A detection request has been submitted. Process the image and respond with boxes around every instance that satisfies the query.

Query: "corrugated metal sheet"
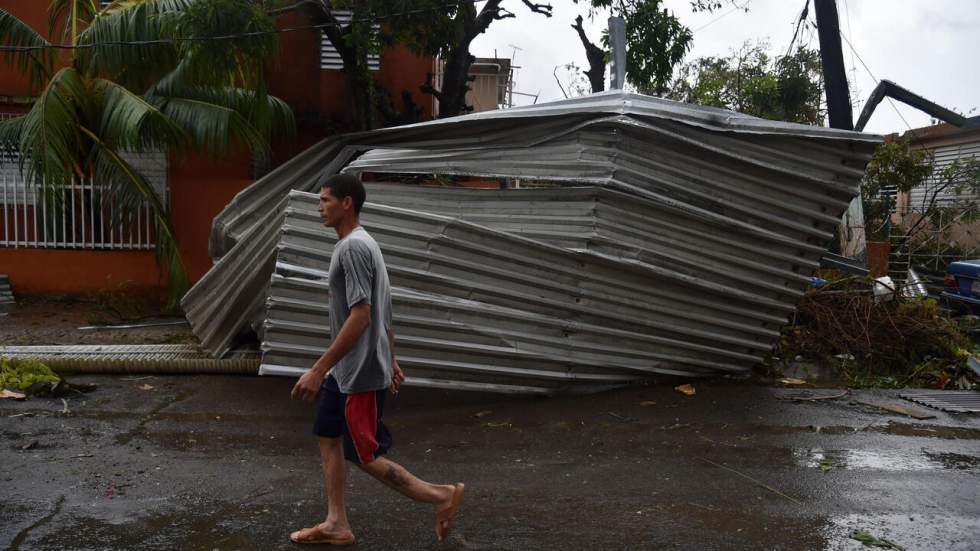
[901,390,980,413]
[183,91,881,393]
[261,190,779,392]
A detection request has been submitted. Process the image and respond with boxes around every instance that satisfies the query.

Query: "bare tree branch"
[420,72,444,102]
[521,0,554,16]
[572,14,605,93]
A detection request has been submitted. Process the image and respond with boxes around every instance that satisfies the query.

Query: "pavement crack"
[8,495,65,550]
[115,392,190,445]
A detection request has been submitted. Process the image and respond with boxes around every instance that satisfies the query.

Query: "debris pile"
[183,91,880,394]
[771,274,978,388]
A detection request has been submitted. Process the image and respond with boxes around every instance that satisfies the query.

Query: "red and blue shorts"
[314,375,392,465]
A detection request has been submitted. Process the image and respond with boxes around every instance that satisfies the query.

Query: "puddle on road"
[750,421,980,440]
[871,421,980,440]
[823,513,980,551]
[795,448,980,471]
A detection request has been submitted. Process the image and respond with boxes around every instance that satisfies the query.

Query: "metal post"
[608,16,627,90]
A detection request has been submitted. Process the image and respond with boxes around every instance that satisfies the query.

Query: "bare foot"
[289,521,355,545]
[434,483,465,542]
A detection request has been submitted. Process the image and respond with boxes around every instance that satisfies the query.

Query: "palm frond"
[178,85,294,141]
[149,94,269,161]
[263,94,295,141]
[151,63,294,146]
[0,113,26,149]
[97,1,142,15]
[80,125,189,308]
[76,0,191,87]
[47,0,98,45]
[0,9,54,89]
[93,78,187,152]
[173,0,278,91]
[14,67,90,189]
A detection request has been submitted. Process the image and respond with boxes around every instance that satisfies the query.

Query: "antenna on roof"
[507,43,523,65]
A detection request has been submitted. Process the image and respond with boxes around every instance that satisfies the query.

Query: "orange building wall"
[376,45,435,120]
[313,45,435,127]
[266,11,321,116]
[1,2,434,298]
[167,151,253,282]
[1,150,254,296]
[267,11,434,126]
[0,248,160,295]
[0,2,48,98]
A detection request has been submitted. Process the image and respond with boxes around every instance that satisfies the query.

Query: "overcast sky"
[471,0,979,135]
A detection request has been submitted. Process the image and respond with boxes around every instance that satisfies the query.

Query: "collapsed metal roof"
[183,90,881,394]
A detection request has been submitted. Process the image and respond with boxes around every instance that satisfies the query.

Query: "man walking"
[289,174,464,545]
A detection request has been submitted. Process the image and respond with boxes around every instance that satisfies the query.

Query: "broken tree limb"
[572,15,606,93]
[698,457,803,505]
[778,389,851,402]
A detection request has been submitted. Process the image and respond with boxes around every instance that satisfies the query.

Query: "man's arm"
[388,327,405,394]
[290,303,371,401]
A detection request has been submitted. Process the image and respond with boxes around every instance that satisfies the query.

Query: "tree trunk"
[292,1,374,130]
[424,1,483,119]
[422,0,552,119]
[572,15,605,93]
[437,47,477,118]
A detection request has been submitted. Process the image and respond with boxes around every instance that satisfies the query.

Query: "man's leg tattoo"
[383,465,407,489]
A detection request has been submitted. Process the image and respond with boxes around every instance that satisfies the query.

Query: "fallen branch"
[778,390,851,402]
[698,457,803,505]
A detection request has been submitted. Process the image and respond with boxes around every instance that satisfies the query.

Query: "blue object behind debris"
[941,259,980,314]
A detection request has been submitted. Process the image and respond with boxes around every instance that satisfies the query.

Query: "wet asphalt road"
[2,375,979,551]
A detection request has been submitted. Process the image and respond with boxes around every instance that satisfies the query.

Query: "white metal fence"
[1,113,165,250]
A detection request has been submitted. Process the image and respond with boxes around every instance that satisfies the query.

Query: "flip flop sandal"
[289,526,355,546]
[435,483,466,542]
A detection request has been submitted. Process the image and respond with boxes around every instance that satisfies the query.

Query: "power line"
[692,1,751,34]
[784,0,809,58]
[836,26,938,164]
[841,0,858,88]
[0,2,463,53]
[836,28,917,135]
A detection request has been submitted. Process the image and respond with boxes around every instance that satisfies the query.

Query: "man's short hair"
[321,173,366,214]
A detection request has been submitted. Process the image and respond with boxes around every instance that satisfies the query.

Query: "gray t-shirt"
[327,227,393,394]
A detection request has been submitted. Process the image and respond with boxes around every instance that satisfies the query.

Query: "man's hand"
[291,368,325,401]
[390,361,405,395]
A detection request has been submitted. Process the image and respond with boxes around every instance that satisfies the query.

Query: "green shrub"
[0,358,61,391]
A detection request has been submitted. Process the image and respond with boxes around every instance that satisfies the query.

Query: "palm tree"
[0,0,294,308]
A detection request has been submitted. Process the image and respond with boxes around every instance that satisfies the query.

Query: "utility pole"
[813,0,853,130]
[813,1,864,259]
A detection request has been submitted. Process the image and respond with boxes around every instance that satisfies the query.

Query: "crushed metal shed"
[183,91,882,394]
